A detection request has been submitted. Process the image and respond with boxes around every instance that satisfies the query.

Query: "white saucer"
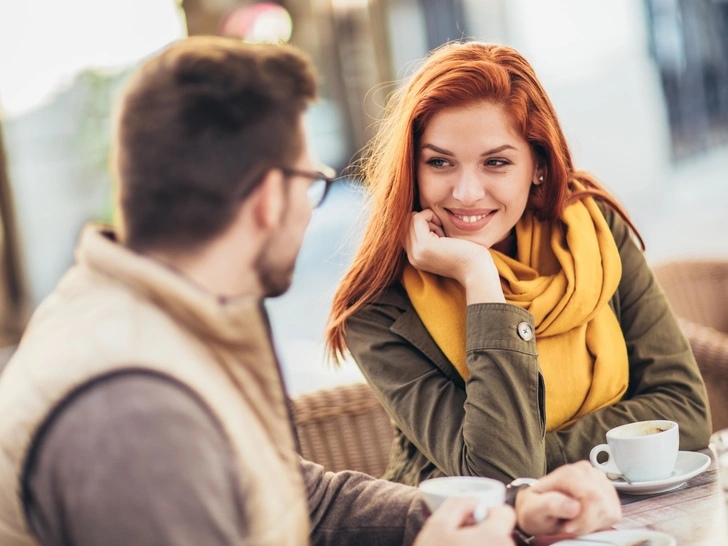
[607,451,711,495]
[553,529,676,546]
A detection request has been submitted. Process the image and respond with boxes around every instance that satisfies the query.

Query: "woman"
[326,41,711,485]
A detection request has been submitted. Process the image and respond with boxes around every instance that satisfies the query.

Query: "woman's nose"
[452,169,486,205]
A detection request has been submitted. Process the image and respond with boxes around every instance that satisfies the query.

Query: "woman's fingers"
[427,220,445,238]
[406,210,443,261]
[429,209,444,228]
[403,209,498,297]
[413,209,445,235]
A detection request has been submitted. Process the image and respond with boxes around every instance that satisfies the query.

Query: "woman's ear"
[534,167,546,185]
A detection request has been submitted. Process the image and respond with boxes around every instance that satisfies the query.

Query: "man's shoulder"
[24,372,244,546]
[26,371,230,475]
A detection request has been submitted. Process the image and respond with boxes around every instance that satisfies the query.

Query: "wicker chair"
[652,259,728,432]
[291,382,395,477]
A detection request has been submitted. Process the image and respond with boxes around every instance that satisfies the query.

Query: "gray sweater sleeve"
[24,372,246,546]
[302,458,425,546]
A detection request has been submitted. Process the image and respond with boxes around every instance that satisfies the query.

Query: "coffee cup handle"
[589,444,621,475]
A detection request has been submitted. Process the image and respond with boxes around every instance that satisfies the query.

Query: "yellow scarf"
[402,191,628,431]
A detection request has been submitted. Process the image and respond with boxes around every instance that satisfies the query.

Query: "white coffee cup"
[589,420,679,482]
[418,476,505,517]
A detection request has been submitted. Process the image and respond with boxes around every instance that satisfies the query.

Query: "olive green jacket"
[345,204,712,485]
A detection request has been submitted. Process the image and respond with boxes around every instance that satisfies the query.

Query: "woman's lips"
[446,208,496,232]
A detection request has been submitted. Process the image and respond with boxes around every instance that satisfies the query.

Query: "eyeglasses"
[280,164,337,208]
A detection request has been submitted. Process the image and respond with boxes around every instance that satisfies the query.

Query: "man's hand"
[404,210,505,304]
[515,461,621,536]
[414,497,516,546]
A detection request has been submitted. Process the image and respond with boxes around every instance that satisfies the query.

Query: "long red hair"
[326,41,643,361]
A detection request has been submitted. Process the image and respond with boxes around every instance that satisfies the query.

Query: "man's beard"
[253,183,299,298]
[257,259,294,298]
[254,233,296,298]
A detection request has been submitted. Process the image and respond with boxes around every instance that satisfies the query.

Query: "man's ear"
[251,168,286,231]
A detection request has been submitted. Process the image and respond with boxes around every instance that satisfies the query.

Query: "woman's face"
[416,101,542,251]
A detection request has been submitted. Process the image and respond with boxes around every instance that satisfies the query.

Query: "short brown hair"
[114,36,318,252]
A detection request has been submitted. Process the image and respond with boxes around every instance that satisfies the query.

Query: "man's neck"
[145,242,262,300]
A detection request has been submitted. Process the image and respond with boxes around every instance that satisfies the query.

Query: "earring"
[539,175,544,182]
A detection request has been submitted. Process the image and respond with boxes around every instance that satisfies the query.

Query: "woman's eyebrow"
[421,143,518,156]
[421,143,453,156]
[479,144,517,156]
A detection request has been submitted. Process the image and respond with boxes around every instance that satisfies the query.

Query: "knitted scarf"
[402,191,628,431]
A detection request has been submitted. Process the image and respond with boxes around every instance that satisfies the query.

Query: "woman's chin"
[445,230,493,248]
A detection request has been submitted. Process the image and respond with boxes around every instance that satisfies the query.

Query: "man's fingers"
[539,491,581,520]
[517,490,580,536]
[430,497,479,528]
[528,461,621,537]
[416,501,517,546]
[561,503,611,536]
[482,504,517,534]
[430,499,516,533]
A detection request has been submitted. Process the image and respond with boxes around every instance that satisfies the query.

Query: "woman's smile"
[446,208,497,232]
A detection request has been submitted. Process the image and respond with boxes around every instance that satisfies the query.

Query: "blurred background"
[1,0,727,392]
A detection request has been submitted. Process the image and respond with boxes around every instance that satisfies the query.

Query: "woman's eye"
[426,158,449,168]
[486,158,509,167]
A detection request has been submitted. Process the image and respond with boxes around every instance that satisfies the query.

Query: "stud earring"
[539,175,544,182]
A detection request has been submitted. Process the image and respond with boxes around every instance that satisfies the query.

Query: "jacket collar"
[76,224,267,347]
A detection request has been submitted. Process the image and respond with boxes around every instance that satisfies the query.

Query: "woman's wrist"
[461,260,505,305]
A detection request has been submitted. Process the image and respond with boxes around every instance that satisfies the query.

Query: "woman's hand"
[515,461,622,537]
[414,497,516,546]
[404,209,505,304]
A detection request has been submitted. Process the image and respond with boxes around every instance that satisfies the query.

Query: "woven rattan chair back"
[291,382,394,477]
[653,260,728,332]
[653,259,728,431]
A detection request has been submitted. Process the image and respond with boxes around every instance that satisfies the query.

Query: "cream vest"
[0,226,310,545]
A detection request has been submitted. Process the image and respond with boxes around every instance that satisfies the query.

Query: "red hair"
[326,41,643,361]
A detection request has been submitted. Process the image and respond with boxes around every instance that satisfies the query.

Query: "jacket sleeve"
[346,300,546,482]
[302,458,424,546]
[544,206,712,469]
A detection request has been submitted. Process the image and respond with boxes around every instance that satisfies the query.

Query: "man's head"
[113,36,320,296]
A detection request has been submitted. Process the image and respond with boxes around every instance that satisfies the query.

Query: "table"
[613,449,727,545]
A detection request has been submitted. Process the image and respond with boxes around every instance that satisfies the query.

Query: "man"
[0,37,620,546]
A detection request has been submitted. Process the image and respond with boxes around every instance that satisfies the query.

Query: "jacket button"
[517,321,533,341]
